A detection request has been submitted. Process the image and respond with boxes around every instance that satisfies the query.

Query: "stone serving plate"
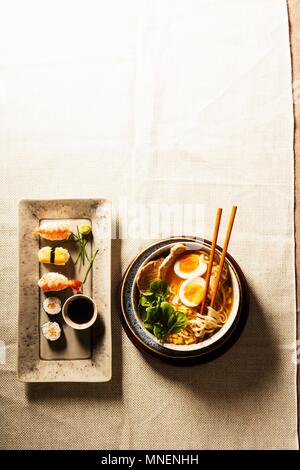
[18,199,111,382]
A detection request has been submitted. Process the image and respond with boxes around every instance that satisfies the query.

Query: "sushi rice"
[43,297,62,315]
[41,321,61,341]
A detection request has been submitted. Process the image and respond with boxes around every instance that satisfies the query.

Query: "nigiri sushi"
[38,247,70,266]
[38,273,82,292]
[32,222,71,241]
[41,321,61,341]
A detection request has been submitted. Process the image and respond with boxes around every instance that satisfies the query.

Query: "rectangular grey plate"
[18,199,112,382]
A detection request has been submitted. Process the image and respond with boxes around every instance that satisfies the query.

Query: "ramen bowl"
[120,237,249,365]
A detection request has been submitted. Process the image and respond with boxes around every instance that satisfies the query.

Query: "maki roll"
[41,321,61,341]
[43,297,62,315]
[38,246,70,266]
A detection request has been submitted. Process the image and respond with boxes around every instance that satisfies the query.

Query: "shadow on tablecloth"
[141,285,280,402]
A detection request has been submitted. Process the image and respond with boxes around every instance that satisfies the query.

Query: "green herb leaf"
[170,312,188,333]
[138,279,187,342]
[167,311,176,329]
[149,280,168,298]
[161,301,174,315]
[160,301,174,324]
[139,295,154,308]
[153,324,166,340]
[145,306,160,323]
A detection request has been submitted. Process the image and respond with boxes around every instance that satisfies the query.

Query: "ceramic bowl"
[120,237,249,365]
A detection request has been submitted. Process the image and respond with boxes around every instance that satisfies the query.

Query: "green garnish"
[78,223,91,236]
[74,226,90,266]
[83,249,99,284]
[72,226,98,284]
[138,279,188,342]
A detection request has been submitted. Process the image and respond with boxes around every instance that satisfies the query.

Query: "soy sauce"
[68,297,94,324]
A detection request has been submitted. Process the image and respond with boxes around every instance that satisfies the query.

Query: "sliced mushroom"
[136,257,164,292]
[158,243,186,279]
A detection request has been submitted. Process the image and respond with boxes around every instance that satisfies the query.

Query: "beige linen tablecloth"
[0,0,298,449]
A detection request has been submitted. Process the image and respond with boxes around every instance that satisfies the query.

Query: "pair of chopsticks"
[200,206,237,314]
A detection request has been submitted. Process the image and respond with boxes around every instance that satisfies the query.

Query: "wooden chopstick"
[210,206,237,308]
[200,208,223,314]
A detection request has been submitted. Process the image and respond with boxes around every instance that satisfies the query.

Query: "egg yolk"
[178,254,200,273]
[184,283,204,304]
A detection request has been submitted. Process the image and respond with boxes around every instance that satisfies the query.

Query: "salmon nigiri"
[32,222,71,241]
[38,273,82,292]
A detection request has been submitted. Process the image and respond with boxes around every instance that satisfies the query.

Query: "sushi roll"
[41,321,61,341]
[38,272,82,292]
[43,297,62,315]
[38,246,70,266]
[32,222,71,241]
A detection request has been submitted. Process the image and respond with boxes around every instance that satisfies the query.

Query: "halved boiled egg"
[179,277,206,307]
[174,253,207,279]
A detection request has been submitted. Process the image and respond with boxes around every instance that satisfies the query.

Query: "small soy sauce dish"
[62,294,97,330]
